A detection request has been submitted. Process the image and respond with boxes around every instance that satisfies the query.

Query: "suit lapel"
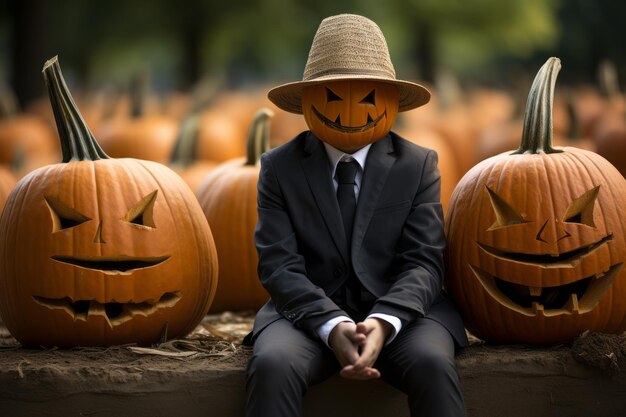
[352,135,396,257]
[300,133,350,263]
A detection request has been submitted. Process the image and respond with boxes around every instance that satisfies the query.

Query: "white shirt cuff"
[367,313,402,345]
[317,315,354,348]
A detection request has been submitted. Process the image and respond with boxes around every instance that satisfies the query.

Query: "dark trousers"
[245,316,466,417]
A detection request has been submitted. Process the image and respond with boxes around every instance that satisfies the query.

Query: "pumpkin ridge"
[137,160,209,324]
[580,151,626,330]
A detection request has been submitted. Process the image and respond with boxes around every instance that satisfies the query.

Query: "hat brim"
[268,74,431,114]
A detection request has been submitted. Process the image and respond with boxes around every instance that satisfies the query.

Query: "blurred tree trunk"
[414,23,436,84]
[9,0,50,108]
[180,16,202,91]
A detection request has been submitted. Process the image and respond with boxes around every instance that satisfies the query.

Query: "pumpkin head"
[0,57,218,348]
[444,58,626,345]
[302,80,398,151]
[197,109,273,313]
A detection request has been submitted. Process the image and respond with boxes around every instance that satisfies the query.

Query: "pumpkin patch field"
[2,2,626,414]
[0,54,625,349]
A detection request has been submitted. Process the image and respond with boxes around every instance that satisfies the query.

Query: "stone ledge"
[2,335,626,417]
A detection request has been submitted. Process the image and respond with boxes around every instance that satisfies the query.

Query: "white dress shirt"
[316,142,402,348]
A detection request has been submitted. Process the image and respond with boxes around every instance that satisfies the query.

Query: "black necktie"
[335,159,362,314]
[336,160,358,241]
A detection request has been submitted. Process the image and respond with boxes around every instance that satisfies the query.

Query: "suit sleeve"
[254,152,346,337]
[369,149,446,324]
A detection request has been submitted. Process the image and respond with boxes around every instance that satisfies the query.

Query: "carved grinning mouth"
[470,263,623,317]
[312,106,386,133]
[51,255,170,275]
[477,234,613,268]
[33,292,181,328]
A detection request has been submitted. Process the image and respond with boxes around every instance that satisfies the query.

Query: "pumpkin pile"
[444,57,626,344]
[0,57,218,348]
[2,51,626,348]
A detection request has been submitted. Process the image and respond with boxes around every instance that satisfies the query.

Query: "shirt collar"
[322,142,372,179]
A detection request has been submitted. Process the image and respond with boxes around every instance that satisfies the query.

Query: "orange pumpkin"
[197,109,273,313]
[593,115,626,177]
[194,109,247,162]
[97,73,179,164]
[0,91,58,176]
[0,57,218,348]
[444,58,626,345]
[302,80,398,151]
[396,122,460,213]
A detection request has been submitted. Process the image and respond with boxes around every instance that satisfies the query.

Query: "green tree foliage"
[3,0,625,105]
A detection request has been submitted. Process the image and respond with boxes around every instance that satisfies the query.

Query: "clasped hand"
[328,318,392,380]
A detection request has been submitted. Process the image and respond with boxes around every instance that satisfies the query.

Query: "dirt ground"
[1,313,626,417]
[0,312,255,377]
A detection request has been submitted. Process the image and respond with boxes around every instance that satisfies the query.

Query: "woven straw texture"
[268,14,430,114]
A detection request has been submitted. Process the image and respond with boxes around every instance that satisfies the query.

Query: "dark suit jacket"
[246,130,468,347]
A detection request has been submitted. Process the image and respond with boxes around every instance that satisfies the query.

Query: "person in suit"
[244,13,468,417]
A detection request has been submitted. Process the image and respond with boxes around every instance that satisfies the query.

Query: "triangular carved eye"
[486,186,529,230]
[45,196,91,232]
[326,87,342,102]
[359,89,376,105]
[123,190,158,229]
[563,186,599,227]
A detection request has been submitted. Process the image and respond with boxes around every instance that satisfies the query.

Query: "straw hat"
[268,14,430,114]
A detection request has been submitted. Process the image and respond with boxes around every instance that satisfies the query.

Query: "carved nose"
[93,221,105,244]
[535,219,571,243]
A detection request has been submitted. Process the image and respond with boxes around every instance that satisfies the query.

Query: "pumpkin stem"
[513,57,563,155]
[0,87,19,118]
[170,113,201,167]
[564,88,582,141]
[42,56,109,162]
[169,81,222,167]
[130,69,149,118]
[245,108,274,166]
[597,60,621,102]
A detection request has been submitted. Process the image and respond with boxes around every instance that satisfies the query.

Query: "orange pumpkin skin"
[0,58,218,348]
[195,110,247,162]
[98,115,179,164]
[444,58,626,345]
[302,80,398,152]
[0,114,58,173]
[197,110,272,313]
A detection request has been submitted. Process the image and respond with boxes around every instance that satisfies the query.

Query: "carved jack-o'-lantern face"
[0,159,218,348]
[35,186,174,327]
[472,185,619,317]
[302,80,399,152]
[0,58,218,348]
[445,153,626,345]
[444,58,626,344]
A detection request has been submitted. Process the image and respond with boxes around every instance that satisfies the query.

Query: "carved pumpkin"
[444,58,626,344]
[0,57,218,348]
[197,109,273,313]
[302,80,398,151]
